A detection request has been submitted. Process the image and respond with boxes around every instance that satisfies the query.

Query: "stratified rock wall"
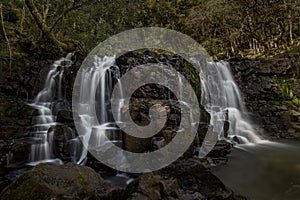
[116,51,210,156]
[230,54,300,138]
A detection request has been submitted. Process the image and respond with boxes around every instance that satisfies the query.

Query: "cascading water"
[74,56,124,165]
[28,53,73,162]
[28,52,262,165]
[198,60,262,145]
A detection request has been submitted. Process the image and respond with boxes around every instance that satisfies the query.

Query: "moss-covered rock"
[1,162,123,200]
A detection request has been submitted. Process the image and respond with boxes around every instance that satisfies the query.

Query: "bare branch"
[0,3,12,76]
[25,0,76,51]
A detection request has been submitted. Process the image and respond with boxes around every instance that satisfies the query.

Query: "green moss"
[292,98,300,106]
[78,174,85,185]
[182,59,201,97]
[1,171,51,200]
[291,98,300,111]
[76,172,93,199]
[284,101,298,110]
[280,79,295,99]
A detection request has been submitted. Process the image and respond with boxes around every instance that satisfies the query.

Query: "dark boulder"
[1,162,123,200]
[158,158,243,199]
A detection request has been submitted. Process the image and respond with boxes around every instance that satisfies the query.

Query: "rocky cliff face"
[229,54,300,138]
[115,51,210,155]
[1,51,300,169]
[0,51,238,199]
[1,51,299,199]
[1,51,300,168]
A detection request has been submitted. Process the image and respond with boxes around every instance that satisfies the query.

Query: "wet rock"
[1,162,123,200]
[16,103,36,120]
[123,134,152,153]
[198,107,211,142]
[178,190,205,200]
[10,142,31,163]
[151,137,167,151]
[56,110,74,125]
[0,178,11,195]
[116,51,201,100]
[0,141,10,167]
[159,158,236,199]
[48,125,77,161]
[223,120,230,137]
[124,99,175,153]
[124,172,180,200]
[116,51,157,75]
[125,173,162,200]
[208,140,232,158]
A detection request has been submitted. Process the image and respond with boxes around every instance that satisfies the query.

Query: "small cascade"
[74,56,124,164]
[28,53,73,162]
[198,60,261,146]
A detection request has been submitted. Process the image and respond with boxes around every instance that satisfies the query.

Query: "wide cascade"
[28,53,263,164]
[199,60,262,144]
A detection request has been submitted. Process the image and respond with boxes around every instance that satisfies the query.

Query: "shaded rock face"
[156,158,244,200]
[124,173,166,200]
[116,51,210,156]
[207,140,232,158]
[48,125,77,162]
[230,55,300,138]
[1,163,123,200]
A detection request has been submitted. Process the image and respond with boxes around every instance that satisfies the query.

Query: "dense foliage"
[0,0,299,71]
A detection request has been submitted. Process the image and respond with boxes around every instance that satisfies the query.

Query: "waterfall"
[28,53,73,162]
[27,51,263,165]
[74,56,124,165]
[198,60,261,146]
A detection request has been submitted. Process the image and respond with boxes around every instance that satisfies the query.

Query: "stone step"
[31,115,56,124]
[17,137,45,144]
[30,125,51,132]
[28,131,48,137]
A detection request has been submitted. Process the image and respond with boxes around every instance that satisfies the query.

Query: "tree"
[24,0,88,52]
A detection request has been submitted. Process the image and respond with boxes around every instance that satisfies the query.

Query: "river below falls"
[212,139,300,200]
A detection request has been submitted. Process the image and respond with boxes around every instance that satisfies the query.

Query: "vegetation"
[0,0,300,71]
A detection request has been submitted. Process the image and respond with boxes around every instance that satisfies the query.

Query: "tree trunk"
[25,0,75,52]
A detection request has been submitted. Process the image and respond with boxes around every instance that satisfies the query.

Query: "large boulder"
[124,172,168,200]
[159,158,236,199]
[1,163,123,200]
[124,170,239,200]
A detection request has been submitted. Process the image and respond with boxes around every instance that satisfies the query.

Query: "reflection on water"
[212,139,300,200]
